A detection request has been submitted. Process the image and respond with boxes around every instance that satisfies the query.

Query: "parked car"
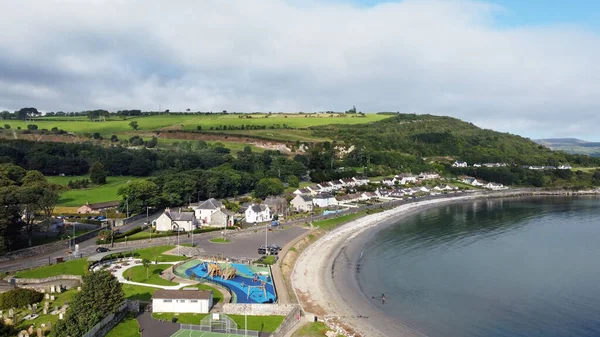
[267,244,282,251]
[95,247,110,253]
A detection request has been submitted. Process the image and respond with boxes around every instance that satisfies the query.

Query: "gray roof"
[250,204,268,213]
[314,192,334,199]
[264,196,285,205]
[197,198,223,210]
[166,211,195,221]
[299,195,312,202]
[153,289,212,300]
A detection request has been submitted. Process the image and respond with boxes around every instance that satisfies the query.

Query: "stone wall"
[82,301,131,337]
[222,303,297,316]
[7,275,82,284]
[270,305,302,337]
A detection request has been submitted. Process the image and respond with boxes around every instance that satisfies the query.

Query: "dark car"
[258,246,267,255]
[95,247,110,253]
[267,244,282,251]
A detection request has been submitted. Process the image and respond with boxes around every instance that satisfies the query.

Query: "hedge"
[0,289,44,309]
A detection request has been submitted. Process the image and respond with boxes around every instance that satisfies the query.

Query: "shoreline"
[291,190,600,337]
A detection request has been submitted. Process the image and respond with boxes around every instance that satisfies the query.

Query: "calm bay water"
[358,197,600,337]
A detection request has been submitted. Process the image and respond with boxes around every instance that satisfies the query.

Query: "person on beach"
[381,293,386,304]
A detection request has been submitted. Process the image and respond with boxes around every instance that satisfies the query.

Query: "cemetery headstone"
[9,308,14,318]
[58,313,63,320]
[50,286,55,293]
[32,304,37,315]
[50,296,55,301]
[28,326,34,335]
[43,308,48,315]
[45,294,50,300]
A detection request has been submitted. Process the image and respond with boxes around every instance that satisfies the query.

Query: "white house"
[290,195,313,212]
[558,165,572,170]
[396,174,418,185]
[418,172,440,180]
[382,178,396,186]
[352,176,369,185]
[152,289,213,314]
[155,208,198,232]
[313,193,338,208]
[462,177,484,187]
[484,182,507,190]
[339,178,356,187]
[293,187,312,195]
[328,180,343,190]
[317,183,333,192]
[361,192,378,200]
[194,198,224,224]
[335,193,361,204]
[452,161,468,168]
[473,163,482,168]
[244,204,272,224]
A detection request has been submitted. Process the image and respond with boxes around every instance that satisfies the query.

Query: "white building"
[352,176,369,185]
[244,204,272,224]
[484,182,508,190]
[452,161,468,168]
[193,198,224,224]
[293,187,312,195]
[558,164,573,170]
[152,289,213,314]
[417,172,440,180]
[396,174,418,185]
[290,195,313,212]
[313,193,338,208]
[155,209,198,232]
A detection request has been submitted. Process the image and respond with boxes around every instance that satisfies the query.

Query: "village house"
[335,193,361,204]
[558,164,572,170]
[484,182,507,190]
[77,201,120,214]
[152,289,213,314]
[313,193,338,208]
[473,163,482,168]
[264,196,288,215]
[293,187,312,195]
[244,204,272,224]
[452,161,468,168]
[208,208,235,228]
[361,192,378,200]
[381,177,396,186]
[375,188,390,197]
[339,178,357,187]
[418,172,440,180]
[316,183,333,192]
[461,177,484,187]
[290,195,313,212]
[155,208,199,232]
[395,173,418,185]
[193,198,224,224]
[352,176,369,185]
[328,180,344,190]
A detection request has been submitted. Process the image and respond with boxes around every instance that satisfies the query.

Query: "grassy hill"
[47,175,143,206]
[314,114,588,165]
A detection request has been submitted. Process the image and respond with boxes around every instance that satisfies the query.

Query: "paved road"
[0,213,157,273]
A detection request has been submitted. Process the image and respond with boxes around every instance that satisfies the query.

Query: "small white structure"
[396,174,418,185]
[352,176,369,185]
[484,182,507,190]
[381,178,396,186]
[290,195,313,212]
[452,161,468,168]
[245,204,272,223]
[152,289,213,314]
[558,164,572,170]
[417,172,440,180]
[155,208,198,232]
[461,177,483,187]
[194,198,224,224]
[313,193,338,207]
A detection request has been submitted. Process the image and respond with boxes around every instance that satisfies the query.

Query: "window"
[190,300,198,303]
[163,300,172,303]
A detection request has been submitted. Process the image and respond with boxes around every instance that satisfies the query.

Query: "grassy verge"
[14,258,88,278]
[106,313,141,337]
[134,245,188,262]
[293,322,344,337]
[312,211,368,230]
[255,255,277,265]
[125,264,179,286]
[123,284,158,301]
[152,313,285,332]
[209,238,231,243]
[180,284,223,305]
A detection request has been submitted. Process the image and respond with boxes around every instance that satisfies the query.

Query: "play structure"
[203,262,237,280]
[246,280,267,300]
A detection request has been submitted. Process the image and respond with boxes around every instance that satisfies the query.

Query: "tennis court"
[170,330,248,337]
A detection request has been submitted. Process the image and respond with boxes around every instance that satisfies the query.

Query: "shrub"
[26,124,38,131]
[0,288,43,309]
[3,124,10,129]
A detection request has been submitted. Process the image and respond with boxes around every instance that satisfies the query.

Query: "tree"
[253,178,284,199]
[89,162,107,184]
[16,107,39,120]
[0,186,22,253]
[129,121,139,130]
[196,125,202,130]
[142,258,151,279]
[53,271,124,337]
[26,124,38,131]
[118,180,160,214]
[92,132,102,140]
[286,175,299,188]
[110,134,119,142]
[145,137,158,148]
[3,124,10,129]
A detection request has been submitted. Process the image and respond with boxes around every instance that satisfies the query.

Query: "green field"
[47,175,143,206]
[292,322,342,337]
[153,313,285,332]
[571,167,600,172]
[14,258,88,278]
[4,113,389,135]
[123,284,159,301]
[126,264,179,286]
[134,245,189,263]
[313,211,369,230]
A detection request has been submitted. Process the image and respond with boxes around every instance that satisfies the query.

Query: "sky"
[0,0,599,140]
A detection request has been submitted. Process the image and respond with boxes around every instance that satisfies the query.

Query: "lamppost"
[67,235,71,251]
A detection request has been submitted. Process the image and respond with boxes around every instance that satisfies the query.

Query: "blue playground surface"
[181,260,277,304]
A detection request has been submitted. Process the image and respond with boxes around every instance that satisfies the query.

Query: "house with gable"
[396,173,418,185]
[340,178,356,187]
[155,208,199,232]
[264,196,288,215]
[313,193,338,208]
[381,177,396,186]
[452,161,468,168]
[418,172,440,180]
[290,195,313,212]
[352,176,369,186]
[193,198,224,224]
[209,208,235,228]
[293,187,312,195]
[244,204,272,224]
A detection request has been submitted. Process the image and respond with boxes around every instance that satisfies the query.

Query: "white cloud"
[0,0,599,139]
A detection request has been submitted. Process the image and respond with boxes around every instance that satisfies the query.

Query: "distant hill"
[314,114,600,166]
[535,138,600,157]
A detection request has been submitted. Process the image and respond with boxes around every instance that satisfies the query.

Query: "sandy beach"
[292,195,480,337]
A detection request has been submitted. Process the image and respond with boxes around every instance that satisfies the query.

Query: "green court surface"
[170,330,248,337]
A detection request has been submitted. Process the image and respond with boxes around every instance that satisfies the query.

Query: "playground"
[175,260,277,304]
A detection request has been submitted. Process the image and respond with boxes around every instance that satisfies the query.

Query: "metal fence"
[179,323,259,337]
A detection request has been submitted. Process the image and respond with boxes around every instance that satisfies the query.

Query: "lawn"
[284,181,311,193]
[5,113,390,135]
[14,258,88,278]
[126,264,179,286]
[571,167,600,172]
[313,211,369,230]
[106,313,141,337]
[180,284,223,305]
[47,175,144,206]
[134,245,188,262]
[293,322,344,337]
[209,238,231,243]
[152,313,285,332]
[123,284,159,301]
